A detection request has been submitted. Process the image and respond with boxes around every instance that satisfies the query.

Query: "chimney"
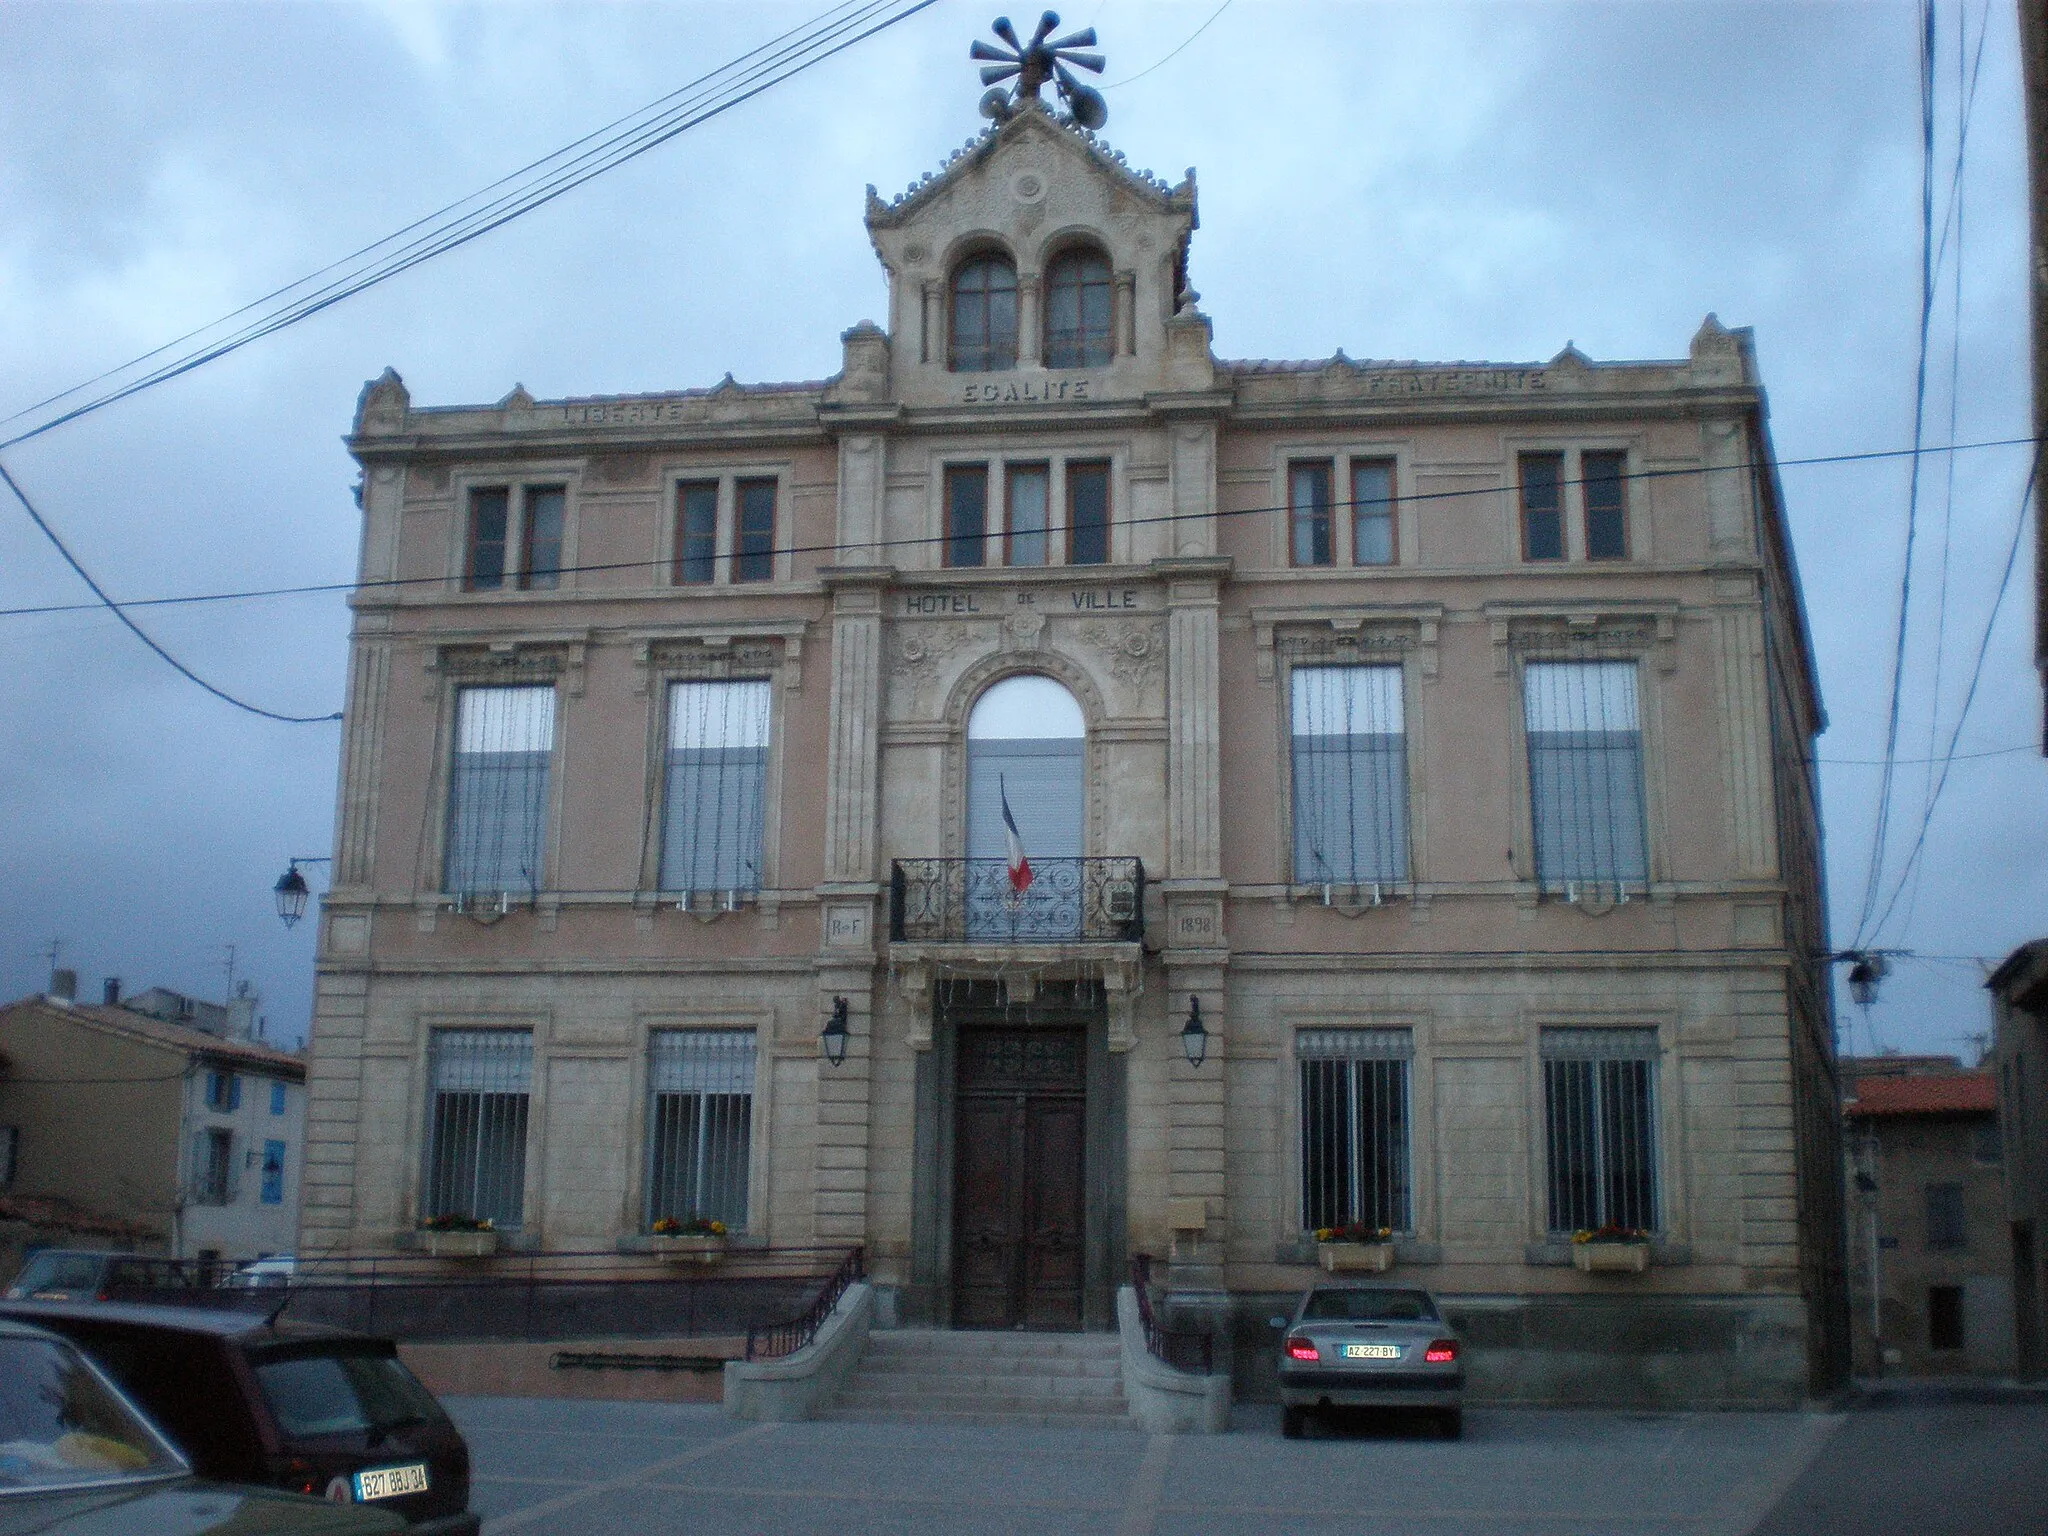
[226,983,258,1041]
[48,968,77,1002]
[102,977,121,1007]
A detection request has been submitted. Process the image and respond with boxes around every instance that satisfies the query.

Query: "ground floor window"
[423,1028,532,1230]
[1928,1285,1965,1351]
[1299,1028,1413,1234]
[1542,1026,1659,1234]
[645,1030,755,1231]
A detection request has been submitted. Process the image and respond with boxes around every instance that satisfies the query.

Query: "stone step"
[865,1331,1121,1359]
[859,1352,1124,1380]
[827,1328,1133,1427]
[815,1405,1143,1430]
[842,1371,1127,1400]
[833,1388,1129,1418]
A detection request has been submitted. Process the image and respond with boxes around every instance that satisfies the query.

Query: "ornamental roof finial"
[970,12,1107,129]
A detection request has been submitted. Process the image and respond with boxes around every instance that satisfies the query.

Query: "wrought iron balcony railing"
[889,857,1145,944]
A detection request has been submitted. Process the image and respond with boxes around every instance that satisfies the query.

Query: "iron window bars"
[1299,1028,1414,1234]
[1523,660,1649,896]
[444,685,554,899]
[659,680,769,900]
[423,1028,533,1230]
[645,1030,756,1232]
[1291,664,1409,889]
[888,857,1144,943]
[1541,1026,1659,1235]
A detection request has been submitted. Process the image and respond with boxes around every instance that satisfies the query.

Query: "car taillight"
[280,1458,320,1496]
[1286,1337,1320,1361]
[1425,1340,1458,1363]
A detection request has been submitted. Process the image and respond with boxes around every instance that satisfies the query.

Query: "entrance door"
[952,1027,1086,1329]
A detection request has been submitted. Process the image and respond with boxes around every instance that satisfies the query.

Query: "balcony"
[889,858,1145,945]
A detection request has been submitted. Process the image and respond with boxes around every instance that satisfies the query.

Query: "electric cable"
[1100,0,1234,89]
[1,431,2034,623]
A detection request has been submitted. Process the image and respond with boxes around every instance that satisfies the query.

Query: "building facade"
[1990,939,2048,1377]
[1842,1058,2013,1376]
[0,979,306,1267]
[303,101,1848,1404]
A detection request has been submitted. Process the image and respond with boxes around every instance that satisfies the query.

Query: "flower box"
[422,1229,497,1260]
[1319,1241,1396,1274]
[1573,1240,1650,1274]
[648,1234,728,1264]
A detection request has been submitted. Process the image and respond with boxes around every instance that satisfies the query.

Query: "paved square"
[452,1397,1844,1536]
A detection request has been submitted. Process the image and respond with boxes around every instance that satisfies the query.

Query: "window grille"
[1291,665,1408,886]
[1045,249,1113,368]
[1353,460,1396,565]
[1541,1027,1659,1233]
[1299,1028,1412,1233]
[444,685,554,897]
[1924,1182,1966,1251]
[645,1030,756,1230]
[659,680,770,896]
[1067,462,1110,565]
[1523,660,1648,893]
[423,1029,532,1229]
[1290,461,1334,566]
[950,255,1018,371]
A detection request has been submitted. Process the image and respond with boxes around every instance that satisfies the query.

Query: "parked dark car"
[0,1302,477,1534]
[0,1316,404,1535]
[3,1250,216,1303]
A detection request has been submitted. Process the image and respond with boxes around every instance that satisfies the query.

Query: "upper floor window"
[445,684,555,897]
[270,1080,287,1116]
[260,1140,286,1206]
[675,482,718,584]
[1925,1182,1966,1251]
[1290,462,1335,566]
[1523,660,1648,893]
[734,479,777,583]
[465,484,566,591]
[1583,452,1629,559]
[1045,248,1112,369]
[204,1070,240,1113]
[1068,462,1110,566]
[660,680,770,897]
[1007,464,1050,566]
[950,254,1018,372]
[1352,460,1397,566]
[945,465,990,568]
[1520,454,1565,561]
[1291,664,1408,886]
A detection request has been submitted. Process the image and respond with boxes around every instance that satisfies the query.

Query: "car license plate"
[354,1463,430,1501]
[1342,1344,1403,1360]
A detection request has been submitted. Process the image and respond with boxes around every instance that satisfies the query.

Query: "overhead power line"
[0,0,939,723]
[0,432,2033,624]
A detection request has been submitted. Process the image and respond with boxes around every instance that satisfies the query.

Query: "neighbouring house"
[299,77,1848,1406]
[1842,1056,2014,1377]
[0,972,307,1269]
[1989,938,2048,1377]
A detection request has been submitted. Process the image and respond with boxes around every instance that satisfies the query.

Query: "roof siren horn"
[970,13,1108,130]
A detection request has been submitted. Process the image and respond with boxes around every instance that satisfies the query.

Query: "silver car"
[1273,1283,1464,1439]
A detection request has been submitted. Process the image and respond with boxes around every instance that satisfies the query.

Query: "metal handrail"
[744,1245,866,1361]
[1130,1252,1213,1375]
[889,857,1145,943]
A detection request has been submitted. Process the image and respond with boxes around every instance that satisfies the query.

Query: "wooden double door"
[952,1027,1086,1330]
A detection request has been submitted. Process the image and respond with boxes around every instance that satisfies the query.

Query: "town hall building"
[301,72,1849,1404]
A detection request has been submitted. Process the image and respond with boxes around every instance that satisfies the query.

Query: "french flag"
[1000,775,1033,894]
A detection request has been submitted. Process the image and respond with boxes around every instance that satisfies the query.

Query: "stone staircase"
[822,1328,1132,1427]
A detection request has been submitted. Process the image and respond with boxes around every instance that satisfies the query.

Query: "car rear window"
[0,1336,187,1490]
[8,1254,103,1296]
[1303,1289,1439,1323]
[253,1351,443,1439]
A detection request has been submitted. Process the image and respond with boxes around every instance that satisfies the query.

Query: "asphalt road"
[437,1391,2045,1536]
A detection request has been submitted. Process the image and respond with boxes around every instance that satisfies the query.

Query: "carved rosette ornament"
[889,623,981,712]
[1074,619,1164,692]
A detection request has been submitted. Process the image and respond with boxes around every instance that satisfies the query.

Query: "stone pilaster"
[1715,608,1778,878]
[1017,270,1042,367]
[298,969,370,1254]
[331,632,392,890]
[813,973,875,1246]
[819,568,891,887]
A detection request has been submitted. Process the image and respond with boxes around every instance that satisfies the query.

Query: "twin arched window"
[948,247,1113,373]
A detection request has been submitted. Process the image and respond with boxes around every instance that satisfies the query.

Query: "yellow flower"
[709,1220,727,1236]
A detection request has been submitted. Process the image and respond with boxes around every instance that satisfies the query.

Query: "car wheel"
[1282,1406,1306,1439]
[1438,1408,1463,1440]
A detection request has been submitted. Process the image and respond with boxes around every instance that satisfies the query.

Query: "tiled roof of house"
[1,994,305,1078]
[1843,1070,1996,1117]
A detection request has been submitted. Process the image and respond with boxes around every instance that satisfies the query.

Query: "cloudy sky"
[0,0,2039,1057]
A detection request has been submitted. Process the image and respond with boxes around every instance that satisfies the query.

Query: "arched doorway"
[965,674,1084,938]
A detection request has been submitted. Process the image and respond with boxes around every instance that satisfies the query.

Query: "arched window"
[950,254,1018,372]
[966,675,1084,935]
[1044,248,1113,369]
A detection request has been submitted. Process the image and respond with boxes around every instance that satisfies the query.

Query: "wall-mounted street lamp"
[1846,954,1890,1011]
[274,857,331,928]
[820,996,851,1067]
[1180,996,1209,1068]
